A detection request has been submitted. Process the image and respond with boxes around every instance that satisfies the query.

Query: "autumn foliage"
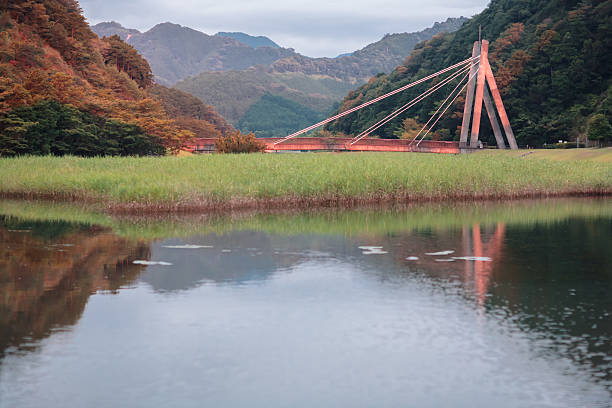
[0,0,229,156]
[215,130,265,153]
[328,0,612,147]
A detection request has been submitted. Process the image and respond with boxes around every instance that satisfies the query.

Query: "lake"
[0,198,610,407]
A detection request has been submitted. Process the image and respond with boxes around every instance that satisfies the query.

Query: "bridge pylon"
[459,40,518,150]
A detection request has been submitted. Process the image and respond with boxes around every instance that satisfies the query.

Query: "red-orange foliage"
[495,50,532,93]
[215,130,265,153]
[0,0,231,153]
[535,30,558,53]
[490,23,525,64]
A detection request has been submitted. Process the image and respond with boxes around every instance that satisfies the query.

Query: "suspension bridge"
[188,40,518,154]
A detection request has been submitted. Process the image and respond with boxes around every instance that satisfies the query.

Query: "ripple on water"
[133,260,173,266]
[162,245,213,249]
[425,250,455,256]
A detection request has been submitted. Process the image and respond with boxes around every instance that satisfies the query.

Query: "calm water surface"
[0,198,610,407]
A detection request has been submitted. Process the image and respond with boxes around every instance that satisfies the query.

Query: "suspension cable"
[272,56,479,146]
[408,68,472,147]
[414,69,475,147]
[349,62,475,145]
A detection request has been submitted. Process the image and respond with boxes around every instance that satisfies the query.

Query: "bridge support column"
[483,86,506,149]
[459,42,480,149]
[461,39,518,150]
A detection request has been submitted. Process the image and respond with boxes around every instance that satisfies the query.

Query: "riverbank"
[0,149,610,213]
[1,197,611,240]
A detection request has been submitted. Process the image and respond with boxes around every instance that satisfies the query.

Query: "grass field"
[503,148,612,162]
[0,149,610,212]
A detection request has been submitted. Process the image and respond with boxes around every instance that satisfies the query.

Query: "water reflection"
[0,218,150,356]
[0,199,610,407]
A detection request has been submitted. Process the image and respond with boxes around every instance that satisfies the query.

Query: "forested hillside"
[175,66,355,124]
[149,84,233,138]
[0,1,227,157]
[236,94,327,138]
[327,0,612,147]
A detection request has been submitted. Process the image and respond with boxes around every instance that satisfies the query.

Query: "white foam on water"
[221,249,232,253]
[363,250,389,255]
[425,250,455,256]
[359,246,388,255]
[133,260,173,266]
[406,256,419,261]
[162,245,213,249]
[452,256,492,262]
[435,259,455,262]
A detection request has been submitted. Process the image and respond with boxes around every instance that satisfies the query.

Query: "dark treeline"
[0,100,165,156]
[328,0,612,147]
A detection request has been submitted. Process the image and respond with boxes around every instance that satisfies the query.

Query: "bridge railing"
[185,138,481,154]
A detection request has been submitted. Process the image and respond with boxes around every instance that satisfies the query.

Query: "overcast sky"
[80,0,489,57]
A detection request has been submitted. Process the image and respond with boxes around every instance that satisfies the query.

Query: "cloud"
[80,0,488,57]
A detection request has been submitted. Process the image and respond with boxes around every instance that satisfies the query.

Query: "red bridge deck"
[186,138,474,154]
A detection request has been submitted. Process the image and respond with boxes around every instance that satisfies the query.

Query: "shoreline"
[1,189,610,215]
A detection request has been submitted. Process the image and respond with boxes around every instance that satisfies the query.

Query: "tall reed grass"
[0,150,610,212]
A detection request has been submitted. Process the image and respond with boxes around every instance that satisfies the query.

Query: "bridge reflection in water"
[464,223,505,307]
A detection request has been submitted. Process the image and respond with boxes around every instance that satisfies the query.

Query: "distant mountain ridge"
[91,22,297,85]
[268,17,468,81]
[215,32,280,49]
[91,18,467,85]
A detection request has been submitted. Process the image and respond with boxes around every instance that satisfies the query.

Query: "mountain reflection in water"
[0,198,610,407]
[0,219,150,356]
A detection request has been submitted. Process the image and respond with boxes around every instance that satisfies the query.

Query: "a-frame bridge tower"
[460,40,518,149]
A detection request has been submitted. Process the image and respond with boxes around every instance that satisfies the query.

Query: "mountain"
[175,17,467,136]
[88,21,140,41]
[237,94,326,138]
[269,17,468,80]
[149,84,233,138]
[175,66,355,126]
[91,22,298,85]
[327,0,612,147]
[0,1,227,157]
[215,32,280,49]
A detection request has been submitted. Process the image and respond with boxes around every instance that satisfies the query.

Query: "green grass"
[0,150,610,212]
[501,147,612,162]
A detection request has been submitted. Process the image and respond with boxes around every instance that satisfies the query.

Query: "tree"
[215,130,265,153]
[102,35,153,88]
[0,113,34,156]
[0,100,166,157]
[586,114,612,146]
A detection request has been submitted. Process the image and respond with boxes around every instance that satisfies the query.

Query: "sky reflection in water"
[0,198,610,408]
